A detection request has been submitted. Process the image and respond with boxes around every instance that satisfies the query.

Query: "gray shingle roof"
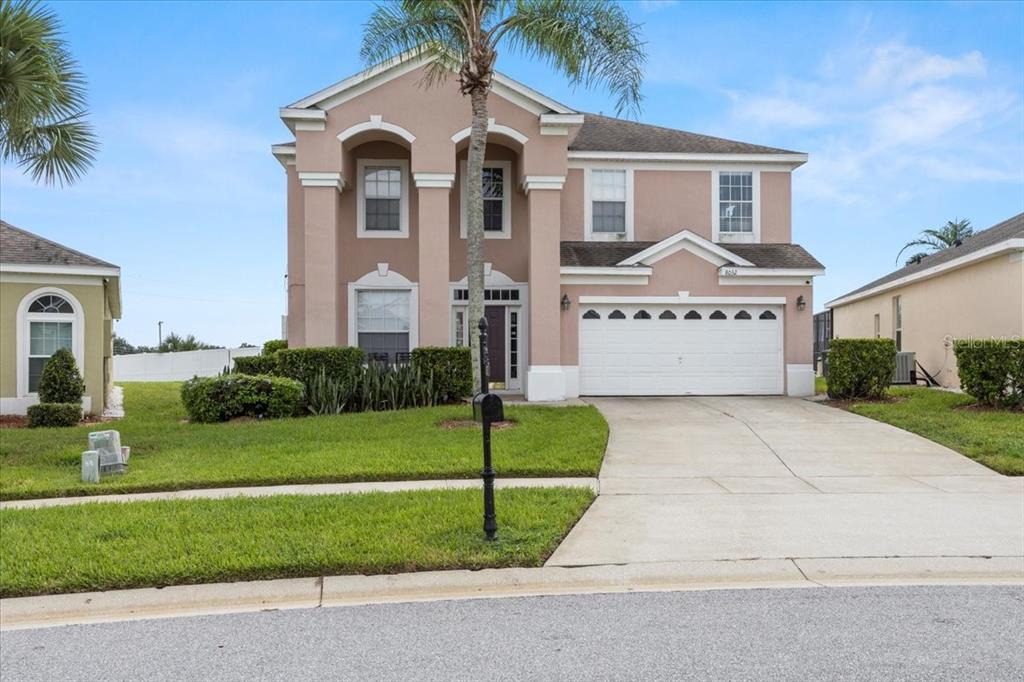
[560,240,822,269]
[832,213,1024,303]
[0,220,117,268]
[569,113,802,155]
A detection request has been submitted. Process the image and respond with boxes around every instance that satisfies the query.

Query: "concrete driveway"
[547,397,1024,567]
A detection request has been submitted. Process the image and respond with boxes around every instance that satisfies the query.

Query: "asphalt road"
[2,585,1022,681]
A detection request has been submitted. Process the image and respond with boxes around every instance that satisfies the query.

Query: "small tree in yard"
[362,0,645,380]
[37,347,85,403]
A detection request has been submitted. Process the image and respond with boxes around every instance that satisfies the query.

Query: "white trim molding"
[827,238,1024,308]
[460,159,512,239]
[584,166,634,242]
[413,172,456,190]
[521,175,565,193]
[338,115,416,145]
[786,364,815,397]
[719,266,824,287]
[298,171,344,192]
[0,263,120,278]
[539,113,584,136]
[712,169,761,244]
[579,293,787,306]
[347,269,419,349]
[569,151,808,168]
[450,119,529,146]
[619,229,754,267]
[560,266,652,286]
[356,158,410,238]
[279,107,326,132]
[271,143,296,168]
[15,287,86,402]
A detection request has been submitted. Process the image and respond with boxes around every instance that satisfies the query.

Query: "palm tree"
[0,0,97,186]
[897,218,974,266]
[362,0,644,381]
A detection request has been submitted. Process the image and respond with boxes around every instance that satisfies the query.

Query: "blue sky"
[2,0,1021,347]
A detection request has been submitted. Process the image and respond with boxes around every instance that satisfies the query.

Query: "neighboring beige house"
[827,213,1024,388]
[0,221,122,415]
[274,51,824,400]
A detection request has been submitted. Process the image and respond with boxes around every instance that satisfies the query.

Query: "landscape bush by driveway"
[845,387,1024,475]
[0,486,595,597]
[0,383,608,501]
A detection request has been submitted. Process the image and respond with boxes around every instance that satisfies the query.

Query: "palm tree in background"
[0,0,97,185]
[361,0,644,381]
[897,218,974,266]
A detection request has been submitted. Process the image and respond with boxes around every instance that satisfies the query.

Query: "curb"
[2,556,1020,631]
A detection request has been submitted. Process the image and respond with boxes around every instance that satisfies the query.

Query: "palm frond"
[495,0,644,116]
[360,1,468,88]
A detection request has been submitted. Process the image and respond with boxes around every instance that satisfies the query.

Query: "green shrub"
[262,339,288,355]
[305,363,439,415]
[233,354,279,376]
[276,346,364,386]
[26,402,81,428]
[954,339,1024,409]
[37,348,85,404]
[181,374,304,423]
[412,347,472,403]
[826,338,896,400]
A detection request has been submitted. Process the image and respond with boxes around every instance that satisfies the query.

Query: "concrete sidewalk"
[547,397,1023,567]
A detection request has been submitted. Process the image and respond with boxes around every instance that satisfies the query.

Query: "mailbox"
[473,392,504,423]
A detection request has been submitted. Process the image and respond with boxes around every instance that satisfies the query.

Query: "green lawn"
[0,383,608,501]
[0,486,594,597]
[843,387,1024,476]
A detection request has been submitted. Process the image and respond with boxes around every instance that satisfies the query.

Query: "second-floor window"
[461,160,511,238]
[718,171,753,233]
[357,159,409,238]
[592,169,627,235]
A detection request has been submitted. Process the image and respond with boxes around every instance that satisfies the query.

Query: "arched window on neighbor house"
[20,291,82,394]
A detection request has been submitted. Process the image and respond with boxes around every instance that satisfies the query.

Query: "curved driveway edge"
[3,556,1021,631]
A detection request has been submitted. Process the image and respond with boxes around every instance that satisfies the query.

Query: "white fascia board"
[720,267,825,277]
[826,238,1024,308]
[561,266,653,276]
[579,294,787,305]
[271,143,296,168]
[618,229,755,267]
[719,275,816,286]
[287,47,435,110]
[0,263,120,277]
[568,150,808,167]
[280,108,326,121]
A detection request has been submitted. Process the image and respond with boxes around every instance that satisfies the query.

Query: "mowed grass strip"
[0,486,595,598]
[0,383,608,500]
[847,387,1024,475]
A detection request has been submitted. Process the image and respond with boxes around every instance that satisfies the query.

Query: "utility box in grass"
[88,430,130,475]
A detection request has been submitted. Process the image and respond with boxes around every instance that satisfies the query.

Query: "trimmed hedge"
[954,339,1024,409]
[27,403,82,428]
[276,346,365,386]
[37,348,85,404]
[181,374,305,423]
[827,338,896,400]
[233,354,279,376]
[262,339,288,355]
[412,347,473,403]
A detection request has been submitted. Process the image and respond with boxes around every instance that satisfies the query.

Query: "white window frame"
[892,295,902,351]
[357,158,410,238]
[584,167,634,241]
[460,159,512,239]
[16,287,85,398]
[347,268,418,348]
[712,169,760,244]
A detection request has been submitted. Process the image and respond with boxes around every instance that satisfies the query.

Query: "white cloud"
[868,86,985,146]
[860,43,986,89]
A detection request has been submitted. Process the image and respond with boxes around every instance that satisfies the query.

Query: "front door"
[484,306,506,385]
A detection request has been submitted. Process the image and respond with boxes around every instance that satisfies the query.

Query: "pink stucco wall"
[634,170,712,241]
[760,171,792,243]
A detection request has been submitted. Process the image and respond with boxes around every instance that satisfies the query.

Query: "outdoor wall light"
[560,294,571,311]
[796,295,806,311]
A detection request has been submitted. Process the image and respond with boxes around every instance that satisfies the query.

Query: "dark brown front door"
[484,306,506,384]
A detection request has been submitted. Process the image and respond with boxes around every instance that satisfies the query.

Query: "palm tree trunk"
[466,87,489,390]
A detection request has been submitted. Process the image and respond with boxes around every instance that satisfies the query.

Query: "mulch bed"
[0,415,29,429]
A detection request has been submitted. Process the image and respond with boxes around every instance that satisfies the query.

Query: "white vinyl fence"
[113,347,262,382]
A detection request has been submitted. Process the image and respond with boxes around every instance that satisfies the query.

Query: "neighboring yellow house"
[0,221,122,415]
[827,213,1023,388]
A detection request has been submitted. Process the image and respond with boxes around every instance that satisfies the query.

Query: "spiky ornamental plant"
[362,0,644,382]
[0,0,98,186]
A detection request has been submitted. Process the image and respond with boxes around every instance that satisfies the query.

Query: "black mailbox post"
[475,317,501,541]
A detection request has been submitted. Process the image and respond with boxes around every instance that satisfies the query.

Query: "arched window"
[684,310,702,320]
[608,309,626,319]
[633,310,651,320]
[759,310,777,320]
[734,310,752,320]
[582,309,600,319]
[19,289,82,396]
[709,310,727,320]
[658,310,677,320]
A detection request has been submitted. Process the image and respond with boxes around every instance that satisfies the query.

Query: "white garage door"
[579,303,784,396]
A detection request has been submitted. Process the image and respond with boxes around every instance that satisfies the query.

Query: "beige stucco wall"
[831,253,1024,387]
[0,276,110,414]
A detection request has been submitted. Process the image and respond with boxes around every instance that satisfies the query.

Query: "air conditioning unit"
[893,351,916,385]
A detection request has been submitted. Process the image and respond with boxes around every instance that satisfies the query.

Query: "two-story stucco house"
[273,52,824,401]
